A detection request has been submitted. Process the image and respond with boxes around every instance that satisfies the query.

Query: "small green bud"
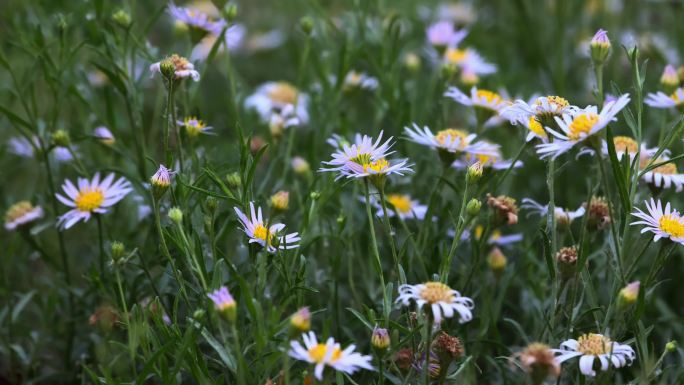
[222,4,237,23]
[466,198,481,216]
[226,172,241,189]
[206,196,219,212]
[168,207,183,224]
[666,341,677,353]
[300,16,314,35]
[466,162,483,183]
[590,29,611,65]
[193,309,206,320]
[618,281,640,307]
[160,57,177,80]
[310,191,320,201]
[111,241,125,262]
[52,130,71,147]
[112,9,131,27]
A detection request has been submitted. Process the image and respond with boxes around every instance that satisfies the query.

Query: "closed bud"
[52,130,71,147]
[660,65,680,93]
[226,172,241,189]
[208,286,237,323]
[168,207,183,224]
[205,196,219,213]
[292,156,310,175]
[270,191,290,212]
[112,9,131,27]
[590,29,611,65]
[487,247,507,276]
[371,327,390,350]
[466,161,483,183]
[515,343,560,384]
[618,281,640,307]
[300,16,314,35]
[466,198,481,216]
[193,309,205,320]
[290,307,311,332]
[404,52,421,72]
[310,191,320,201]
[151,165,172,198]
[222,4,238,23]
[111,241,125,262]
[160,57,177,80]
[666,341,677,353]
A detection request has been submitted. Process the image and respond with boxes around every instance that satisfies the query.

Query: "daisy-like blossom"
[444,86,508,114]
[93,126,115,145]
[289,332,374,380]
[521,198,585,225]
[426,20,467,48]
[443,47,497,75]
[631,198,684,244]
[453,144,524,170]
[8,136,75,162]
[535,94,631,159]
[319,131,412,180]
[552,333,635,377]
[190,25,246,61]
[576,136,662,161]
[178,116,213,137]
[207,286,236,311]
[371,194,428,220]
[397,282,474,324]
[168,3,226,35]
[501,95,576,127]
[245,81,309,125]
[639,155,684,192]
[56,173,133,230]
[233,202,300,253]
[404,123,499,156]
[660,64,680,88]
[343,71,379,91]
[645,87,684,110]
[149,54,200,81]
[4,201,44,231]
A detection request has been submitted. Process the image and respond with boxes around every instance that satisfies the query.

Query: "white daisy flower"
[576,136,661,160]
[501,95,576,126]
[443,47,497,75]
[645,87,684,110]
[269,104,301,134]
[444,86,508,114]
[552,333,635,377]
[4,201,44,231]
[177,116,213,137]
[289,332,374,380]
[168,3,226,35]
[343,71,379,91]
[190,25,246,61]
[56,173,133,230]
[521,198,585,226]
[426,20,467,49]
[233,202,300,253]
[371,193,428,220]
[244,81,309,125]
[149,54,200,81]
[404,123,499,156]
[631,198,684,243]
[535,94,631,160]
[639,155,684,192]
[397,281,474,324]
[244,29,285,53]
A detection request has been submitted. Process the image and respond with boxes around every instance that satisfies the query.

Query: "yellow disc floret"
[419,282,454,304]
[308,344,342,364]
[568,113,599,141]
[577,334,612,356]
[75,189,104,212]
[363,158,389,174]
[659,214,684,238]
[528,117,548,139]
[475,89,502,107]
[436,128,469,149]
[387,194,412,214]
[268,82,299,105]
[253,224,274,245]
[613,136,638,155]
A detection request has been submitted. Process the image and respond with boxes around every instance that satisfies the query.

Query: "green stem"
[114,268,129,324]
[441,176,470,282]
[231,323,247,385]
[364,180,389,327]
[546,159,557,254]
[378,187,401,283]
[175,221,208,291]
[594,64,604,108]
[151,195,190,304]
[164,81,175,167]
[96,215,106,276]
[424,316,434,385]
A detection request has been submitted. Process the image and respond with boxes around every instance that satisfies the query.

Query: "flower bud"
[270,191,290,212]
[160,57,177,80]
[89,305,119,333]
[590,29,611,65]
[205,196,219,213]
[151,165,172,198]
[431,331,464,367]
[226,172,241,189]
[618,281,640,307]
[208,286,237,323]
[52,130,71,147]
[111,241,125,262]
[487,194,518,226]
[515,343,560,384]
[168,207,183,224]
[660,64,680,93]
[290,307,311,332]
[404,52,421,72]
[292,156,310,175]
[112,9,131,27]
[300,16,314,35]
[371,327,390,350]
[666,341,677,353]
[193,309,205,320]
[394,348,414,371]
[93,126,115,145]
[222,4,238,23]
[466,162,483,183]
[487,247,507,276]
[466,198,481,216]
[310,191,320,201]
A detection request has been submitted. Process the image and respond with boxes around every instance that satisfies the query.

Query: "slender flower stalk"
[364,180,389,326]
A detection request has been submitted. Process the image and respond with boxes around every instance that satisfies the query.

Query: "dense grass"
[1,0,684,384]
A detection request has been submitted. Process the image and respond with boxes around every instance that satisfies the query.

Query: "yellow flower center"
[528,117,548,139]
[474,225,484,239]
[347,72,362,85]
[5,201,35,223]
[253,224,274,245]
[387,194,412,214]
[362,158,389,174]
[475,89,502,106]
[577,333,612,356]
[169,54,192,71]
[436,128,469,149]
[641,157,679,175]
[268,82,299,105]
[670,90,683,105]
[75,189,104,212]
[568,113,599,141]
[308,344,342,364]
[184,116,206,137]
[613,136,638,154]
[535,96,570,109]
[658,214,684,237]
[489,229,502,240]
[419,282,454,304]
[444,48,467,64]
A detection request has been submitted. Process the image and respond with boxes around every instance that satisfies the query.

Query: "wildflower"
[513,343,560,384]
[444,86,508,117]
[343,71,379,91]
[150,54,200,81]
[618,281,640,307]
[168,207,183,223]
[151,165,173,198]
[660,65,680,92]
[487,194,519,226]
[245,81,309,125]
[234,202,300,253]
[56,173,132,230]
[207,286,237,322]
[394,348,414,371]
[579,136,660,160]
[443,47,497,76]
[112,9,131,27]
[553,333,635,377]
[501,95,576,131]
[93,126,115,145]
[666,341,677,353]
[645,87,684,110]
[458,226,523,246]
[290,307,311,332]
[535,94,631,159]
[640,155,684,192]
[589,29,611,65]
[371,327,390,350]
[521,198,585,228]
[426,20,467,51]
[5,201,44,231]
[289,332,374,380]
[414,354,441,379]
[556,246,578,279]
[168,2,226,36]
[292,156,311,175]
[466,161,483,182]
[269,104,300,138]
[190,25,246,61]
[89,305,120,333]
[373,194,428,220]
[178,116,212,137]
[631,198,684,244]
[454,144,523,171]
[404,123,499,164]
[397,282,474,324]
[585,196,611,230]
[51,130,70,148]
[487,247,507,275]
[432,331,464,365]
[270,191,290,211]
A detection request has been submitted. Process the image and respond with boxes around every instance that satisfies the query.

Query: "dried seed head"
[556,246,578,279]
[431,331,464,365]
[487,194,519,225]
[585,196,611,230]
[394,348,414,371]
[515,342,560,383]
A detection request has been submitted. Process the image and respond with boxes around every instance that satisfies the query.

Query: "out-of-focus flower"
[370,193,427,220]
[93,126,115,145]
[4,201,44,231]
[618,281,640,306]
[553,333,635,377]
[404,124,499,165]
[56,173,133,229]
[521,198,585,228]
[244,29,285,53]
[660,65,680,92]
[343,70,378,91]
[487,247,507,274]
[178,116,213,137]
[645,88,684,111]
[487,194,519,226]
[269,104,300,138]
[270,191,290,211]
[631,198,684,244]
[89,305,120,332]
[443,47,497,76]
[394,348,414,371]
[453,143,524,171]
[397,281,474,324]
[245,82,309,125]
[234,202,300,253]
[150,54,200,81]
[445,86,508,116]
[290,307,311,332]
[190,24,246,61]
[458,226,523,246]
[585,196,611,230]
[168,2,225,35]
[426,20,467,50]
[207,286,237,322]
[404,52,421,71]
[513,343,560,383]
[590,29,611,64]
[289,332,374,380]
[292,156,311,175]
[640,155,684,192]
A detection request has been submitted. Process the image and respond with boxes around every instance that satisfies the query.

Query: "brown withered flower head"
[512,342,560,384]
[585,196,610,230]
[555,245,578,279]
[394,348,415,371]
[432,331,464,366]
[487,194,519,225]
[89,305,120,332]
